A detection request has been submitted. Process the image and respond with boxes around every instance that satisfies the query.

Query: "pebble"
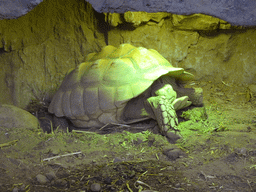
[20,184,26,191]
[45,171,56,181]
[163,148,185,160]
[175,183,181,188]
[12,187,19,192]
[238,147,247,156]
[54,179,67,187]
[166,132,181,144]
[70,179,76,184]
[104,176,112,184]
[36,174,49,184]
[113,157,122,163]
[91,183,101,192]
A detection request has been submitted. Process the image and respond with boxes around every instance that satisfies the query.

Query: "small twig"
[170,187,185,191]
[75,122,149,132]
[139,170,148,177]
[43,151,82,161]
[134,180,151,189]
[99,123,110,130]
[110,122,131,127]
[247,180,253,191]
[200,171,216,180]
[0,139,18,148]
[126,183,133,192]
[72,130,96,134]
[99,122,132,130]
[80,175,85,181]
[221,81,232,87]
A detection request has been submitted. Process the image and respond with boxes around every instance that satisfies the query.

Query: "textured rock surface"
[87,0,256,26]
[106,13,256,84]
[179,30,256,84]
[105,12,171,27]
[1,0,256,26]
[0,0,105,108]
[172,14,232,30]
[0,104,39,129]
[105,12,232,29]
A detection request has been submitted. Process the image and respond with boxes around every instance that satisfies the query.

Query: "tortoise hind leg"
[53,116,71,132]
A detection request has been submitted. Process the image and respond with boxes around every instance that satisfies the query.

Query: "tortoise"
[48,44,203,136]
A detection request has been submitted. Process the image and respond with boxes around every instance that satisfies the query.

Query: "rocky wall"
[106,12,256,84]
[0,0,256,110]
[0,0,106,108]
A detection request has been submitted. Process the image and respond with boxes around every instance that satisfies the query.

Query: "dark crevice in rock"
[94,11,110,45]
[0,47,6,54]
[118,23,136,31]
[197,29,250,38]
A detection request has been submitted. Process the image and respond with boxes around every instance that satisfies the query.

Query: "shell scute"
[48,91,64,117]
[83,87,100,115]
[131,81,152,98]
[114,85,133,107]
[98,85,116,111]
[86,45,117,61]
[107,44,135,58]
[62,91,72,117]
[70,86,85,117]
[103,58,137,86]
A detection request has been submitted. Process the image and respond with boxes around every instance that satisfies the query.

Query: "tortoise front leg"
[146,95,178,135]
[144,84,178,135]
[145,84,192,136]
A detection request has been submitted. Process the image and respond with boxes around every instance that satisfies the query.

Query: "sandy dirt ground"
[0,80,256,192]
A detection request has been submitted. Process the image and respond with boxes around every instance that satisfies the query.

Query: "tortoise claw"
[172,96,192,111]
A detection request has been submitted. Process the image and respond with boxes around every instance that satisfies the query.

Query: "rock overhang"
[0,0,256,26]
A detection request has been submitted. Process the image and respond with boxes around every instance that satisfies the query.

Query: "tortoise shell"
[48,44,194,127]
